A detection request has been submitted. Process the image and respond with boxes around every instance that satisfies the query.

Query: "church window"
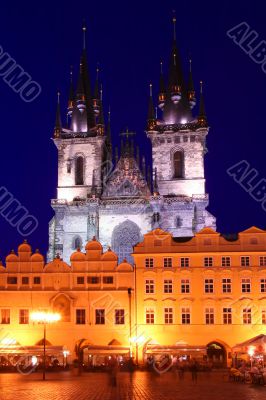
[73,236,82,250]
[75,156,84,185]
[174,136,180,143]
[183,136,188,142]
[176,216,183,227]
[67,159,71,173]
[173,151,183,178]
[190,135,195,142]
[167,138,172,143]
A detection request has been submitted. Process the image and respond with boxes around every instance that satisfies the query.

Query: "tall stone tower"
[48,20,215,264]
[145,15,215,237]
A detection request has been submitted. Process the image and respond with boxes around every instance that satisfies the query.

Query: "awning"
[0,345,64,355]
[232,335,266,354]
[83,346,130,355]
[145,345,206,354]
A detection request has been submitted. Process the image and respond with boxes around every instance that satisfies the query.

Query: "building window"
[115,309,125,325]
[173,151,183,178]
[1,309,10,324]
[222,278,231,293]
[145,258,154,268]
[145,279,154,294]
[77,276,85,285]
[204,279,214,293]
[241,278,251,293]
[164,308,173,324]
[243,308,252,324]
[205,308,214,324]
[7,277,17,284]
[223,308,232,324]
[33,277,41,285]
[180,257,189,267]
[164,279,173,294]
[75,156,84,185]
[22,276,29,285]
[260,279,266,293]
[19,309,29,324]
[146,308,155,324]
[259,256,266,266]
[241,256,250,267]
[95,309,105,325]
[87,276,100,284]
[222,257,231,267]
[163,258,172,268]
[174,136,180,144]
[103,276,114,284]
[181,308,190,324]
[204,257,213,267]
[76,309,86,324]
[262,309,266,324]
[181,279,190,293]
[250,238,258,245]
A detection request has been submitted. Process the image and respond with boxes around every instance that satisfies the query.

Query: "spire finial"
[149,83,153,97]
[54,91,62,137]
[200,80,203,94]
[100,83,103,102]
[173,53,176,66]
[172,10,176,40]
[82,22,87,50]
[108,105,111,121]
[160,61,163,74]
[189,58,192,73]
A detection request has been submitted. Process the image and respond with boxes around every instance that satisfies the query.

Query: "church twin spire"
[147,14,208,132]
[54,23,105,138]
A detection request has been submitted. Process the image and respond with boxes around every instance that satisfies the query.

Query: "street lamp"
[30,311,61,380]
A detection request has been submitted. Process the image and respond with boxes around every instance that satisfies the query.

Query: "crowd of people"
[230,361,266,385]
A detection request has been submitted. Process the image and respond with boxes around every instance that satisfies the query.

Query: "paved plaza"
[0,371,265,400]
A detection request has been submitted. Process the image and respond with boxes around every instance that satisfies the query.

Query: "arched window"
[173,151,183,178]
[75,156,84,185]
[73,236,82,250]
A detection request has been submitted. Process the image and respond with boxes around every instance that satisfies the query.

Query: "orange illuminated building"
[0,227,266,367]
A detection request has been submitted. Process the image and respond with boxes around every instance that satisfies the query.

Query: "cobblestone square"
[0,371,265,400]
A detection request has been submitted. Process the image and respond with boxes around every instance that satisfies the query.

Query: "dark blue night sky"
[0,0,265,259]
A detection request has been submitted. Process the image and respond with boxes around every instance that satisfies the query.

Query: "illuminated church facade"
[47,20,215,264]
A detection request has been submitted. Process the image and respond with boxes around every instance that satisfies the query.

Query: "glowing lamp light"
[130,335,146,345]
[181,118,187,124]
[30,311,61,323]
[63,350,70,358]
[248,346,255,357]
[31,356,38,366]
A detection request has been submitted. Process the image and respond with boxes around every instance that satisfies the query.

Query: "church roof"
[102,144,151,198]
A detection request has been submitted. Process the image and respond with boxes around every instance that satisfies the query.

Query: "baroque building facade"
[47,20,215,264]
[0,227,265,367]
